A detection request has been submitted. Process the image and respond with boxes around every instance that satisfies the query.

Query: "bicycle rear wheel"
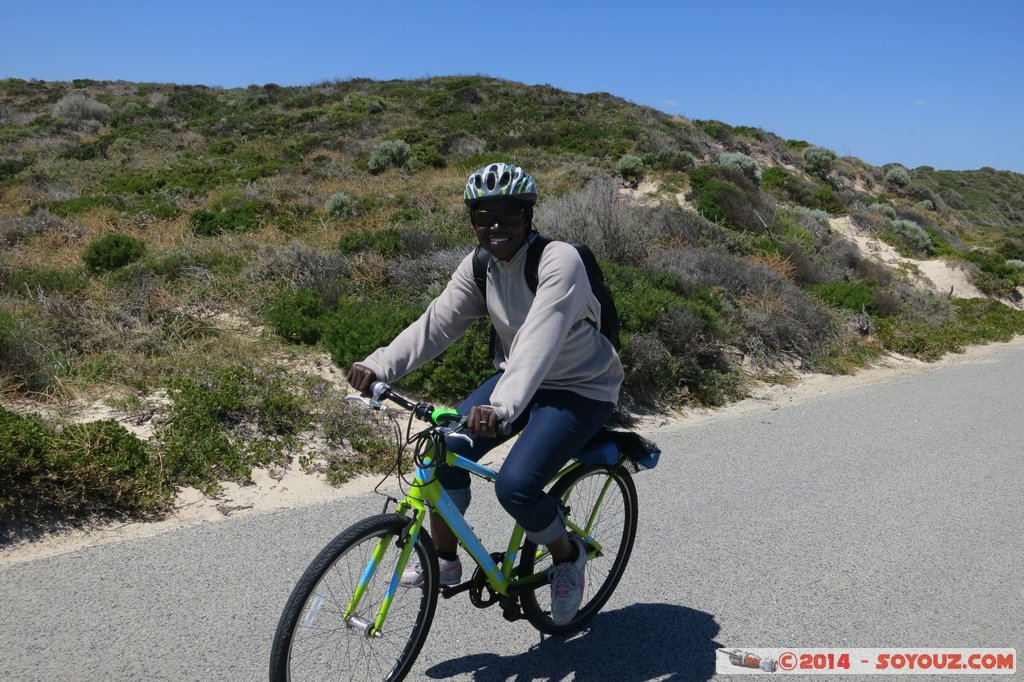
[519,464,638,635]
[269,514,438,682]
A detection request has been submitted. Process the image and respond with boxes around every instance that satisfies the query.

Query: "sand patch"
[829,216,989,300]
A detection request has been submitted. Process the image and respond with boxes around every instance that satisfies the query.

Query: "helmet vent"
[464,162,537,205]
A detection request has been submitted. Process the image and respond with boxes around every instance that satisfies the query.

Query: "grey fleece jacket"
[361,233,624,422]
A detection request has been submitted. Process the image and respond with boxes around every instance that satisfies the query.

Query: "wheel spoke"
[270,515,439,682]
[518,466,638,634]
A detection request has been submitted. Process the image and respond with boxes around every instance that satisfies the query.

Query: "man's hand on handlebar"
[346,363,378,394]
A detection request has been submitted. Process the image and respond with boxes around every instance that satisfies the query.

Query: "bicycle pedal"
[499,598,522,622]
[440,580,473,599]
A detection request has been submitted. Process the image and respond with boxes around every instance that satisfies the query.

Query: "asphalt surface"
[2,343,1022,681]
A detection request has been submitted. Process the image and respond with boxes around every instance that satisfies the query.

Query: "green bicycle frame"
[342,420,612,637]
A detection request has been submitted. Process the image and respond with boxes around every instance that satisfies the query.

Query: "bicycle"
[269,381,660,681]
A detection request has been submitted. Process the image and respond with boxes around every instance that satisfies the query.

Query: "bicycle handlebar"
[366,381,511,435]
[368,381,436,422]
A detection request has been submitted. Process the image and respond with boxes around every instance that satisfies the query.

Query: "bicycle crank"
[468,552,504,608]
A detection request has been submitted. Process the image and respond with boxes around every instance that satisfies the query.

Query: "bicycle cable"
[371,403,455,503]
[369,407,409,502]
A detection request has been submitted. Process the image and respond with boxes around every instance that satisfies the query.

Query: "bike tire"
[269,513,439,682]
[518,464,638,636]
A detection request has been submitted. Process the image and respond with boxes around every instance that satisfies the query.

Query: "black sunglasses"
[470,208,525,229]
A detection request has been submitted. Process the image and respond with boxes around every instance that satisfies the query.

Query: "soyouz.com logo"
[715,648,1016,675]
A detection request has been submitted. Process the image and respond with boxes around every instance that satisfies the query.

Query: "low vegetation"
[1,76,1022,531]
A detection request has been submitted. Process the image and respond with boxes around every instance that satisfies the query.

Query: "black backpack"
[471,235,621,352]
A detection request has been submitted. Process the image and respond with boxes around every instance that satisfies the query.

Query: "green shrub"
[321,299,420,370]
[803,145,836,181]
[266,289,326,344]
[688,165,769,232]
[401,320,495,400]
[760,166,792,194]
[643,149,694,172]
[338,227,402,256]
[0,156,31,182]
[597,262,736,407]
[761,165,840,212]
[867,202,898,220]
[414,142,448,169]
[732,126,763,140]
[719,152,758,185]
[884,165,911,188]
[82,233,146,272]
[959,250,1024,296]
[0,408,171,521]
[325,192,353,217]
[876,298,1024,361]
[50,420,170,514]
[189,200,272,236]
[160,362,310,491]
[600,261,690,334]
[368,139,411,174]
[806,282,878,314]
[884,219,933,256]
[0,408,53,516]
[46,196,116,217]
[0,312,61,393]
[2,266,89,296]
[810,186,844,214]
[615,154,644,187]
[695,120,731,141]
[321,298,493,403]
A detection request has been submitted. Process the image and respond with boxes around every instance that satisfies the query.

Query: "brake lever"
[439,418,474,448]
[345,395,383,410]
[446,432,474,448]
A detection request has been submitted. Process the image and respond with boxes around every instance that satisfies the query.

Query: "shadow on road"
[424,602,721,681]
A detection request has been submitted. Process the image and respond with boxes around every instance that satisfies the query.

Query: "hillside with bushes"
[2,76,1023,532]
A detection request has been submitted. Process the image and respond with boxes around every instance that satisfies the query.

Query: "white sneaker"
[400,555,462,588]
[549,537,586,625]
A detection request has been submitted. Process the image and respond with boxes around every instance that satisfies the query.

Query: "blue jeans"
[438,372,614,545]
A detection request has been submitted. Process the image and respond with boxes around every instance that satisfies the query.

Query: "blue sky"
[4,1,1022,172]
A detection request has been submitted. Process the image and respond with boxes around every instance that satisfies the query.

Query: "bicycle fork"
[340,508,427,638]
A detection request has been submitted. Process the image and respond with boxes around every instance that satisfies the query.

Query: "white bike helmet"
[464,163,537,206]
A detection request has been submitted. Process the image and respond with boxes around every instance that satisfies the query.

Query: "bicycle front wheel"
[518,464,638,635]
[269,513,439,682]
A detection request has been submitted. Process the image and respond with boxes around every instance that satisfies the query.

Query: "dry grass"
[750,252,797,280]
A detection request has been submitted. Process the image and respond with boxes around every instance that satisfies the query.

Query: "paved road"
[2,344,1022,681]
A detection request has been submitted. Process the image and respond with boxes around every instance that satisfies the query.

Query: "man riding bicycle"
[347,162,623,625]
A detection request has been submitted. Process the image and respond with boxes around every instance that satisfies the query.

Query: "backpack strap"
[523,234,552,294]
[471,246,499,359]
[472,246,489,298]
